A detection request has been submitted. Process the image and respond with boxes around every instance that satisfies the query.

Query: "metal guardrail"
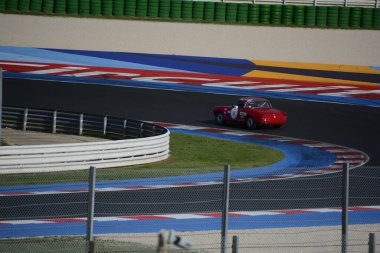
[220,0,379,7]
[0,106,170,174]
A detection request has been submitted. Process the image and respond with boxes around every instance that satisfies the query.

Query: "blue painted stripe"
[44,48,256,76]
[1,210,379,238]
[4,72,380,107]
[0,46,187,72]
[0,126,335,194]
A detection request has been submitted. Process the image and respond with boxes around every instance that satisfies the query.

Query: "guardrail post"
[79,113,83,135]
[123,119,127,138]
[344,0,348,7]
[369,233,376,253]
[232,235,239,253]
[376,0,379,8]
[221,165,231,253]
[103,116,107,137]
[342,163,349,253]
[52,110,57,134]
[140,122,144,137]
[23,108,28,131]
[86,166,96,253]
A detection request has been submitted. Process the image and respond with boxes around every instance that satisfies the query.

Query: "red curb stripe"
[198,128,230,133]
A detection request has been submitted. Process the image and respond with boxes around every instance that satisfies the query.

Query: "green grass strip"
[0,132,283,186]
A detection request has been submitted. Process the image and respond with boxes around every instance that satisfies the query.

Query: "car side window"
[237,102,245,108]
[247,102,256,108]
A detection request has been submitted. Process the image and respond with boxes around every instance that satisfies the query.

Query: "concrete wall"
[1,13,380,65]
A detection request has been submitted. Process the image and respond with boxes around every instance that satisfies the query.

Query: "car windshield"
[247,101,272,108]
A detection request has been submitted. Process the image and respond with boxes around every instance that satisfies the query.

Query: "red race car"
[213,97,287,129]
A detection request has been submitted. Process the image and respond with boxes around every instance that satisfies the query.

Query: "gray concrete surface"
[1,13,380,65]
[1,128,106,145]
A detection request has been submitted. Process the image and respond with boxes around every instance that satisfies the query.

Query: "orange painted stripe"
[243,70,377,86]
[251,60,380,75]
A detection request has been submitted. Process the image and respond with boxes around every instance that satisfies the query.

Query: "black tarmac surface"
[2,78,380,219]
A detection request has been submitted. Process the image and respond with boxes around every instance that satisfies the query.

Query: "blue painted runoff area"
[44,47,255,76]
[1,210,379,238]
[0,46,186,72]
[0,127,336,195]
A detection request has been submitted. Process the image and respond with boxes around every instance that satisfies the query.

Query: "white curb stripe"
[1,206,379,225]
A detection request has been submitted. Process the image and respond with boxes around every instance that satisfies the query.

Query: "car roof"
[239,97,269,103]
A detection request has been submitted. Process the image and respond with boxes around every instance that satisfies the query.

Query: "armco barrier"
[1,0,379,29]
[0,106,169,174]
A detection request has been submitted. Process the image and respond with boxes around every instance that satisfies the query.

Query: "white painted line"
[0,61,47,67]
[159,214,211,219]
[25,67,87,74]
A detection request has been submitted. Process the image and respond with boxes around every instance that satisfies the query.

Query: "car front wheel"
[215,112,225,125]
[246,117,256,130]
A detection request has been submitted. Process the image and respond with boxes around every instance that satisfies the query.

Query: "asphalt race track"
[1,77,379,224]
[4,78,380,165]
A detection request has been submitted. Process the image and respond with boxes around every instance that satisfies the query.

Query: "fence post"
[232,235,239,253]
[221,165,231,253]
[86,166,96,253]
[52,110,57,134]
[344,0,348,7]
[0,68,2,145]
[79,113,83,135]
[103,116,107,137]
[369,233,376,253]
[23,108,28,131]
[376,0,379,8]
[342,163,349,253]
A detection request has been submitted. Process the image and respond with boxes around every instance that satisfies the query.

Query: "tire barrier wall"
[1,0,379,29]
[0,106,170,174]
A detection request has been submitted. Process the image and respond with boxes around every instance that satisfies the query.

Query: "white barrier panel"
[0,131,170,174]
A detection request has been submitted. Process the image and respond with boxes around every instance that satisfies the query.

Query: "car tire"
[215,112,225,125]
[246,117,256,130]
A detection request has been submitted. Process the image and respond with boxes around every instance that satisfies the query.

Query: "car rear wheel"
[246,117,256,130]
[215,112,225,125]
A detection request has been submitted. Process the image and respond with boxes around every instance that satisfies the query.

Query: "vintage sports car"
[213,97,287,129]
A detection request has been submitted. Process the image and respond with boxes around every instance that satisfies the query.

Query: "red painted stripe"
[335,152,364,156]
[198,128,229,133]
[196,212,246,217]
[248,134,276,139]
[287,140,320,145]
[318,146,347,150]
[63,189,87,193]
[338,157,365,161]
[156,122,177,127]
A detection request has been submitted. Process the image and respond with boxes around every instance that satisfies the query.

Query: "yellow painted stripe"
[243,70,377,86]
[251,60,380,75]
